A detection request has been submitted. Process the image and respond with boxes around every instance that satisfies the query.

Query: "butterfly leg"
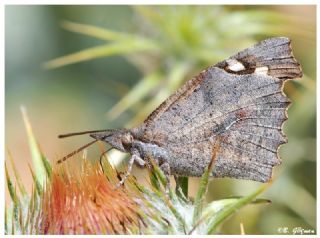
[134,156,146,168]
[115,153,140,188]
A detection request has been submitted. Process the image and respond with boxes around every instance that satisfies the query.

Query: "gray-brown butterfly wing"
[135,37,302,182]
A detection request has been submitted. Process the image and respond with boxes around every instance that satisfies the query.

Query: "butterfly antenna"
[57,139,98,164]
[58,129,110,138]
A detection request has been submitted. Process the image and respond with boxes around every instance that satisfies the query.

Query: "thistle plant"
[5,108,271,234]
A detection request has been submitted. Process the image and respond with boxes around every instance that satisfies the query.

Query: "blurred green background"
[5,5,316,234]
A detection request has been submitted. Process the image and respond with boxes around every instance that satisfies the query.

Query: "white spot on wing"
[225,119,239,131]
[226,59,245,72]
[254,66,269,75]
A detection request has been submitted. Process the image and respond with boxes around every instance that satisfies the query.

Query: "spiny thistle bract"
[5,108,270,235]
[40,162,146,234]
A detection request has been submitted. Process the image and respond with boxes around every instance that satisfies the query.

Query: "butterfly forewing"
[136,37,302,182]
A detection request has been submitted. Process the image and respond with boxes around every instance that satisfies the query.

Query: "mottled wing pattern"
[138,37,302,182]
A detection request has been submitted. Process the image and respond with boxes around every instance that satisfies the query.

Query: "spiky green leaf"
[192,142,219,225]
[205,184,269,234]
[21,106,46,187]
[7,150,27,197]
[44,40,158,69]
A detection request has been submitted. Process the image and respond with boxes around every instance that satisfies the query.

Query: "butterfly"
[58,37,302,187]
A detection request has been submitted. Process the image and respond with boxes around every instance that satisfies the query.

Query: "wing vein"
[169,88,284,135]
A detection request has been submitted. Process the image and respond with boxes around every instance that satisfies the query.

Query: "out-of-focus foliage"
[45,6,309,127]
[6,5,316,234]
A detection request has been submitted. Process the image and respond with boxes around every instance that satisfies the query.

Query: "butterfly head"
[90,129,133,152]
